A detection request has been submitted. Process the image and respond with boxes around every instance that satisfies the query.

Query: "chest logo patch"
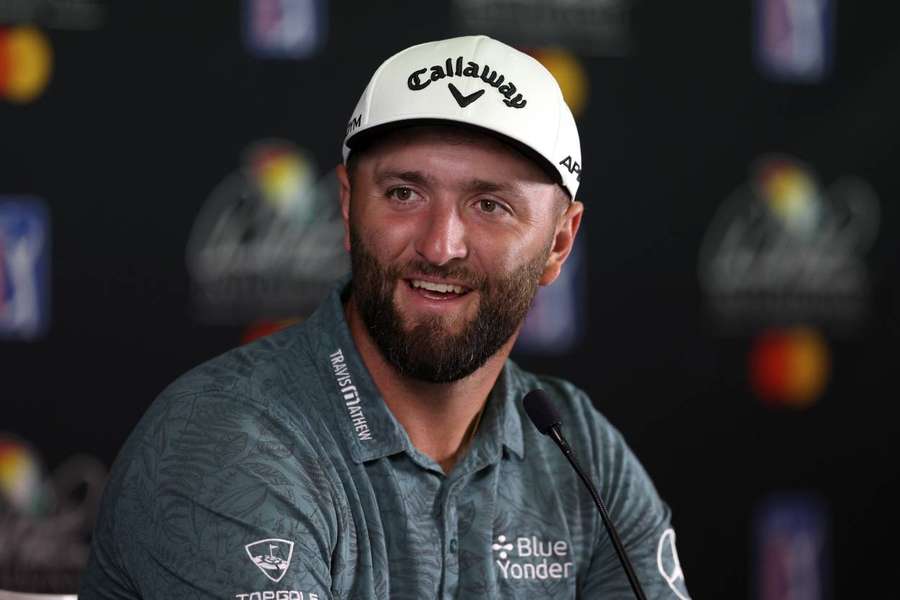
[492,533,574,581]
[246,538,294,583]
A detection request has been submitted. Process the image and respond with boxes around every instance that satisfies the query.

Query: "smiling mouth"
[407,278,473,299]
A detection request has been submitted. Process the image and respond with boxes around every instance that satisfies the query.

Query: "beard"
[349,227,550,383]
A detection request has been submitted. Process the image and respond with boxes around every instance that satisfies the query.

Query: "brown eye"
[389,187,414,201]
[479,199,498,213]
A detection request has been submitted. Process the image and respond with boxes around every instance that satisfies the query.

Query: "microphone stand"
[546,425,648,600]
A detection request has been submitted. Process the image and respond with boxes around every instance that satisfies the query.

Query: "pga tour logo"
[246,539,294,583]
[492,534,574,580]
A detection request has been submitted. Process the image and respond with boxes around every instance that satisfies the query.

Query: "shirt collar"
[307,278,525,466]
[308,279,410,464]
[461,362,526,470]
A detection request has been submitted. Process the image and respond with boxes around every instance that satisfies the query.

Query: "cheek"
[480,250,517,275]
[474,229,541,273]
[353,210,417,264]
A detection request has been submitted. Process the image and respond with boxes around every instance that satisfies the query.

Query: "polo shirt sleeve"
[562,387,691,599]
[80,385,341,600]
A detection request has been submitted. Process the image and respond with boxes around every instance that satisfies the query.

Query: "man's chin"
[394,290,480,332]
[399,314,470,341]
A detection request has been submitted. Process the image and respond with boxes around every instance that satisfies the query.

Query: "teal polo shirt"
[81,284,690,599]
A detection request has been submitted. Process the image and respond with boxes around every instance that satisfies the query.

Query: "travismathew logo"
[407,56,527,108]
[492,534,574,581]
[329,348,373,441]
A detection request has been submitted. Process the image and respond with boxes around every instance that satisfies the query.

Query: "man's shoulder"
[161,322,309,403]
[504,361,668,540]
[85,325,348,599]
[112,323,329,490]
[506,361,610,428]
[504,360,626,461]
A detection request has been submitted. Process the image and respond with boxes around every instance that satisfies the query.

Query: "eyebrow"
[373,170,435,188]
[373,169,525,199]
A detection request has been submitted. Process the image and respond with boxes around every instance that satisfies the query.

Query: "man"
[81,36,690,599]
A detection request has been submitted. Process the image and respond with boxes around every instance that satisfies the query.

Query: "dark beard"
[349,228,549,383]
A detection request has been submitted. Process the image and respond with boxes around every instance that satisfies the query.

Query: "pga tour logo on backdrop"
[0,197,50,340]
[492,534,574,580]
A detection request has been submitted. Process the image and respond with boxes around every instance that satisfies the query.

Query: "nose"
[414,202,468,266]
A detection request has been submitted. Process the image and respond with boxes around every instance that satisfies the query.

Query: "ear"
[539,200,584,286]
[335,163,352,252]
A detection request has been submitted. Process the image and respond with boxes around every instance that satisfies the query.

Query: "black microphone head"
[523,389,561,435]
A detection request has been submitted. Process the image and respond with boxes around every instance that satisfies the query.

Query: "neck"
[345,296,514,474]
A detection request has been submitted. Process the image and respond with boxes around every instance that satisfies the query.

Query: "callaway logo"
[407,56,527,108]
[246,538,294,583]
[448,83,484,108]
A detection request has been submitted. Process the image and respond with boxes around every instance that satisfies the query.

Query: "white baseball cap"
[342,35,583,200]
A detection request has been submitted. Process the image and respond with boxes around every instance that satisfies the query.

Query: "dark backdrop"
[2,1,898,597]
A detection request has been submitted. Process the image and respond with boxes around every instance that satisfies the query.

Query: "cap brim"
[345,118,568,198]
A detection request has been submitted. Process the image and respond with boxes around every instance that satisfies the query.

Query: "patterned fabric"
[80,284,690,599]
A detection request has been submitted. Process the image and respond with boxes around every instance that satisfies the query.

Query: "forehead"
[352,125,557,186]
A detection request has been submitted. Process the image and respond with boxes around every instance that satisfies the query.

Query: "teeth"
[411,280,465,294]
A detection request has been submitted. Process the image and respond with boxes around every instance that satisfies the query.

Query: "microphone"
[523,389,648,600]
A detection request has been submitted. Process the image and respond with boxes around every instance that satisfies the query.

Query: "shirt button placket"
[443,493,460,598]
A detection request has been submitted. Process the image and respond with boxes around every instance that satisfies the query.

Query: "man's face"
[340,126,579,383]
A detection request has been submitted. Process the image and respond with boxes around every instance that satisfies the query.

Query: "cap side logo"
[347,114,362,135]
[559,155,582,182]
[407,56,527,109]
[245,538,294,583]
